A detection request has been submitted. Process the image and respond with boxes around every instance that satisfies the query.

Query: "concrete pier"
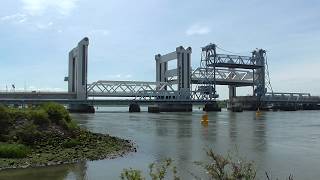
[68,104,95,113]
[129,103,141,112]
[159,104,192,112]
[148,105,160,113]
[203,103,221,112]
[301,104,320,110]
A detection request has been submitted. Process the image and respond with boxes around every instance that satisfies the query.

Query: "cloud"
[0,13,27,23]
[21,0,79,16]
[36,21,53,29]
[186,24,211,36]
[89,29,110,36]
[106,74,133,80]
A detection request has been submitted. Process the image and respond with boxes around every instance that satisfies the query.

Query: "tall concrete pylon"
[155,46,192,100]
[67,37,94,113]
[68,37,89,100]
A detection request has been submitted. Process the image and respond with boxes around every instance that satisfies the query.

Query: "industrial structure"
[1,37,320,112]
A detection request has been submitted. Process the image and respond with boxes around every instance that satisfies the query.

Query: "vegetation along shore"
[0,103,135,170]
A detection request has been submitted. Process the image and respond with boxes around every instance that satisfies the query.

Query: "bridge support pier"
[148,105,160,113]
[203,103,221,112]
[68,104,95,113]
[302,104,320,110]
[129,103,141,112]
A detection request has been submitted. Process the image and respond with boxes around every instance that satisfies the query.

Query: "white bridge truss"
[191,67,256,86]
[87,80,230,101]
[87,80,182,100]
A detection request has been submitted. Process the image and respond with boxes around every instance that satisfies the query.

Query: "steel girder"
[206,54,263,69]
[191,67,255,86]
[87,80,179,99]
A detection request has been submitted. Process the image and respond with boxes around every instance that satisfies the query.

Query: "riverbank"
[0,103,135,170]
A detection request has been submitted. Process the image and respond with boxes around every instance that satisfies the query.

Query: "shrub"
[194,149,256,180]
[62,139,81,148]
[120,159,179,180]
[31,110,50,127]
[41,103,71,125]
[0,105,12,134]
[8,109,31,121]
[121,168,145,180]
[0,143,30,158]
[16,123,41,145]
[66,120,79,131]
[149,159,179,180]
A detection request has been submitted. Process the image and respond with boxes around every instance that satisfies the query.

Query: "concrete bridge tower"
[253,49,266,97]
[155,46,192,99]
[151,46,193,112]
[67,37,94,113]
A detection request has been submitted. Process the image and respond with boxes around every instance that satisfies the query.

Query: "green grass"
[0,143,30,159]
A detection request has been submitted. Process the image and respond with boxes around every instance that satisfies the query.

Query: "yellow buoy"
[201,113,209,124]
[256,108,261,116]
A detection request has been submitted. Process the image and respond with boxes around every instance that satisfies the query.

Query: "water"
[1,108,320,180]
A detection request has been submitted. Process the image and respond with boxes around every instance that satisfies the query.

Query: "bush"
[0,105,12,134]
[41,103,71,125]
[8,109,30,121]
[121,168,145,180]
[66,120,79,131]
[194,149,256,180]
[31,110,50,127]
[16,123,41,145]
[62,139,81,148]
[120,159,179,180]
[0,143,30,158]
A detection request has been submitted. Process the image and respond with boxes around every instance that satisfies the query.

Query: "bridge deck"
[0,99,221,106]
[0,92,76,99]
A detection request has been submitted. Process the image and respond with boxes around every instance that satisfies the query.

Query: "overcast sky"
[1,0,320,98]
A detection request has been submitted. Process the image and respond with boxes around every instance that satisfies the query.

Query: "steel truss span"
[191,67,255,86]
[87,80,177,99]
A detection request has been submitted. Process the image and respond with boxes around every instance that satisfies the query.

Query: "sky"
[1,0,320,99]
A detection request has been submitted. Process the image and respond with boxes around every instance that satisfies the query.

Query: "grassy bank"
[0,103,134,170]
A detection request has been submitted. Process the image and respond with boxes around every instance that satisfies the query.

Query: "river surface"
[1,108,320,180]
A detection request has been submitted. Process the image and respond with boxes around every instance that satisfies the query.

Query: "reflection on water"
[1,108,320,179]
[0,162,87,180]
[253,112,267,151]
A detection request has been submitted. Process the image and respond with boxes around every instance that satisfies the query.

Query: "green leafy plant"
[41,103,71,125]
[0,105,12,134]
[121,168,145,180]
[149,159,179,180]
[194,148,256,180]
[16,122,41,145]
[120,159,179,180]
[31,110,50,127]
[0,143,30,158]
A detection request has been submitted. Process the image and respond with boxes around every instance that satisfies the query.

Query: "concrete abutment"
[129,103,141,112]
